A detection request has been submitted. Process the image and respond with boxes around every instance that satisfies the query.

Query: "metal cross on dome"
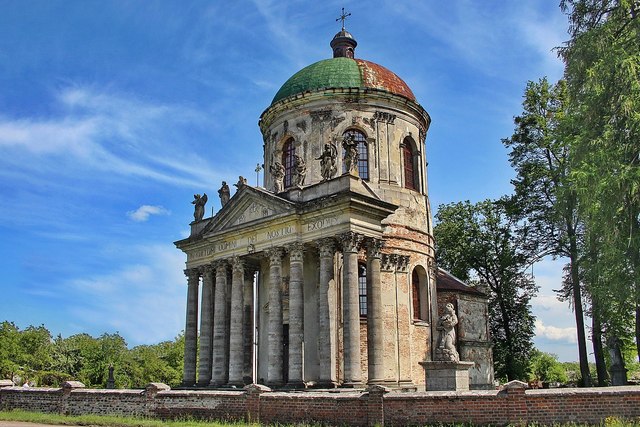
[336,7,351,30]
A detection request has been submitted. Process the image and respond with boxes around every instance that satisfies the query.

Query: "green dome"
[271,57,416,105]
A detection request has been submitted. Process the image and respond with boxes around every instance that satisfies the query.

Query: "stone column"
[341,232,363,386]
[243,268,255,384]
[182,268,200,387]
[197,264,214,386]
[266,247,284,386]
[287,243,304,387]
[317,238,335,386]
[228,256,245,386]
[211,259,229,386]
[366,238,384,384]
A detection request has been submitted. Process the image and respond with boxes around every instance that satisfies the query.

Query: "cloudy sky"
[0,1,585,361]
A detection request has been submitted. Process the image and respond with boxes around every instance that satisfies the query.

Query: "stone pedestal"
[420,361,474,391]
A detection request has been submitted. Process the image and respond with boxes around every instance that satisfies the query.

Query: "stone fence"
[1,380,639,426]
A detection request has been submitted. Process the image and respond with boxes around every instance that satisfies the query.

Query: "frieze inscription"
[306,216,339,232]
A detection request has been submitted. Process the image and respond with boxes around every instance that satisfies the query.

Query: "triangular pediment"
[203,185,297,234]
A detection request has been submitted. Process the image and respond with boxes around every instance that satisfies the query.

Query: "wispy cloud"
[127,205,170,222]
[0,86,220,188]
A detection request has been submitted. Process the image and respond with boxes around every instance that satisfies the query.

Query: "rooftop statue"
[317,142,338,181]
[192,193,208,222]
[342,134,359,175]
[218,181,230,207]
[270,161,286,193]
[293,155,306,187]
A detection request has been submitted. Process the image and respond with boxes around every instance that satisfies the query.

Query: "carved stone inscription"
[235,202,273,226]
[305,215,339,232]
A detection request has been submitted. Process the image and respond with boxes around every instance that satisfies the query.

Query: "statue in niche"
[317,142,338,181]
[435,303,460,362]
[342,134,359,175]
[270,161,286,193]
[218,181,230,207]
[192,193,208,222]
[293,154,306,187]
[234,176,247,190]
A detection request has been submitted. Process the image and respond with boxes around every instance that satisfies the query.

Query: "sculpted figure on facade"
[435,303,459,362]
[192,193,208,222]
[293,154,306,187]
[270,161,286,193]
[234,176,247,190]
[342,134,359,175]
[218,181,230,207]
[317,143,337,181]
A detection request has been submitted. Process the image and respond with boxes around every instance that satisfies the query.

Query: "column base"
[266,381,284,388]
[225,381,245,388]
[181,379,196,388]
[196,380,211,388]
[209,380,228,388]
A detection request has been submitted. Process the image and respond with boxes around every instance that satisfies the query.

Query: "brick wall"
[2,381,639,426]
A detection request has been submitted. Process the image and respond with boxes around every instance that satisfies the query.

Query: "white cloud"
[127,205,170,222]
[535,319,577,343]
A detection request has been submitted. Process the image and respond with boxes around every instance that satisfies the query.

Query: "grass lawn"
[0,410,257,427]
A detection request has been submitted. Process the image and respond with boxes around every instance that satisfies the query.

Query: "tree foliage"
[434,198,538,381]
[0,322,184,388]
[502,78,593,386]
[560,0,640,365]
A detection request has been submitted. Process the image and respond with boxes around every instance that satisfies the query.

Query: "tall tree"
[435,199,538,381]
[502,78,593,386]
[560,0,640,364]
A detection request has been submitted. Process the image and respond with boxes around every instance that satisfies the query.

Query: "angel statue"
[192,193,208,222]
[317,142,338,181]
[342,134,359,175]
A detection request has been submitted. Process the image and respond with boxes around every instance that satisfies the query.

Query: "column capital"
[287,242,304,261]
[316,238,335,257]
[339,231,363,253]
[184,268,200,280]
[201,264,214,275]
[232,256,244,273]
[213,259,228,271]
[266,247,284,264]
[365,238,384,259]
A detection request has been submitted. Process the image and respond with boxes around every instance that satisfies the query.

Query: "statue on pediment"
[293,155,306,187]
[218,181,230,207]
[342,134,359,175]
[270,161,286,193]
[435,303,459,362]
[317,142,337,181]
[192,193,208,222]
[234,176,247,190]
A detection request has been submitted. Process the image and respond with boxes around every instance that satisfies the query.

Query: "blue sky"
[0,1,584,361]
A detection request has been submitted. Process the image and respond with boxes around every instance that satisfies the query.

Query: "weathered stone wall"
[3,381,640,426]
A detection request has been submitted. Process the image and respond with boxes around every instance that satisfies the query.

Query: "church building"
[175,22,493,390]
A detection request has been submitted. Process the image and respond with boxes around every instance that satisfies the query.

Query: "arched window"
[412,267,429,321]
[342,129,369,180]
[403,139,416,190]
[358,263,367,317]
[282,138,295,188]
